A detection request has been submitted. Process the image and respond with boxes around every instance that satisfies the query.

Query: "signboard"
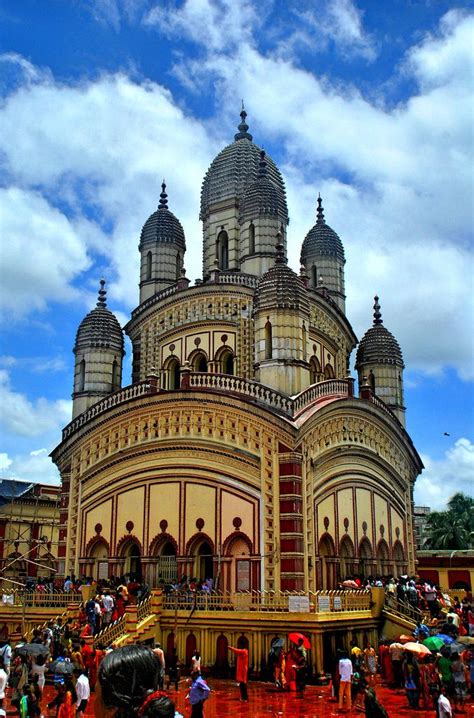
[333,596,342,611]
[288,595,311,613]
[98,561,109,580]
[236,560,250,592]
[317,595,331,612]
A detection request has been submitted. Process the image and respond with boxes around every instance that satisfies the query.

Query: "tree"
[422,493,474,550]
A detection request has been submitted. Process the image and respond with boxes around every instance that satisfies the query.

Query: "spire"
[316,193,325,224]
[234,101,253,141]
[258,149,267,177]
[158,180,168,210]
[373,295,383,325]
[96,279,107,308]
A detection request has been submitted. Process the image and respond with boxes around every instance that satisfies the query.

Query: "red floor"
[6,680,474,717]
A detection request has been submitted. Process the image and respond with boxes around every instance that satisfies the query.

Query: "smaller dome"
[239,150,288,224]
[254,241,309,313]
[355,296,404,368]
[139,182,186,250]
[301,196,345,264]
[74,281,124,354]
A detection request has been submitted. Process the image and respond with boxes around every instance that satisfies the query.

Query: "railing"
[216,272,257,288]
[137,594,152,623]
[62,381,151,440]
[162,589,372,614]
[189,373,294,417]
[60,373,400,446]
[370,395,400,423]
[0,590,82,608]
[384,594,423,623]
[93,614,126,647]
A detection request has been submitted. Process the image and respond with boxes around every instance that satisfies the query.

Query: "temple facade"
[51,109,423,592]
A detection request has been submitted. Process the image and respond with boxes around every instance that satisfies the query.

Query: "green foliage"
[423,493,474,550]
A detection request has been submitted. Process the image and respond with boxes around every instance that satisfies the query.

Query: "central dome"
[200,109,287,221]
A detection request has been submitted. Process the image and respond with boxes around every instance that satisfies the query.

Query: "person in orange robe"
[228,645,249,702]
[57,679,77,718]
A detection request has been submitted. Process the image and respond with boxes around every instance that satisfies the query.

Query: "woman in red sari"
[57,679,77,718]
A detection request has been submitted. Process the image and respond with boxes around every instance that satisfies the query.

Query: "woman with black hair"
[95,645,183,718]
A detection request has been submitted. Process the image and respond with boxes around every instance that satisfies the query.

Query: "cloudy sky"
[0,0,472,510]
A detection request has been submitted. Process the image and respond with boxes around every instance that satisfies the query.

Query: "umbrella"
[423,636,445,651]
[399,634,413,644]
[17,643,50,657]
[49,659,74,675]
[341,580,359,589]
[457,636,474,645]
[449,642,466,655]
[404,642,431,656]
[436,634,455,645]
[288,633,311,650]
[389,642,404,650]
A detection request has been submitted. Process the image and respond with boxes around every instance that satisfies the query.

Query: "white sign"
[317,595,331,612]
[288,595,311,613]
[333,596,342,610]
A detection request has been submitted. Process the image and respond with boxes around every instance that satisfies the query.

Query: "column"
[278,447,305,591]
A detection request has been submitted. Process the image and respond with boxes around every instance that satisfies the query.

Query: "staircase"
[381,595,424,638]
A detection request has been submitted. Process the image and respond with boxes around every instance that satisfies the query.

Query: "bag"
[405,678,416,690]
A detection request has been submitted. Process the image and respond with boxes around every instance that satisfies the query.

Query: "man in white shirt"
[0,642,11,677]
[0,657,7,700]
[438,687,452,717]
[74,668,90,718]
[338,650,353,712]
[101,591,115,626]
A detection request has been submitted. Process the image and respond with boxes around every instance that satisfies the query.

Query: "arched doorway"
[309,356,322,384]
[318,534,336,589]
[359,538,374,578]
[196,541,213,581]
[163,357,180,390]
[150,536,178,587]
[119,538,142,580]
[392,540,406,577]
[339,536,355,582]
[376,539,390,576]
[224,534,252,592]
[89,539,109,581]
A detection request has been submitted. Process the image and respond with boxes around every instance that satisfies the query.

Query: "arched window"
[249,223,255,254]
[165,357,181,390]
[359,538,374,578]
[369,370,375,393]
[324,363,335,379]
[196,541,213,580]
[217,230,229,270]
[216,348,234,375]
[318,534,336,589]
[146,251,152,280]
[265,321,272,359]
[339,536,355,581]
[376,539,390,575]
[112,359,120,389]
[78,359,85,392]
[310,356,322,384]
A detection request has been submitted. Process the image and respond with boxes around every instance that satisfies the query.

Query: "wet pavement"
[5,679,474,717]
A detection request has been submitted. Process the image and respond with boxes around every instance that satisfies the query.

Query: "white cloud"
[416,438,474,510]
[0,370,71,437]
[0,449,60,485]
[0,453,13,471]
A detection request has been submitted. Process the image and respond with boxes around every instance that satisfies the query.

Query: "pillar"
[278,446,305,591]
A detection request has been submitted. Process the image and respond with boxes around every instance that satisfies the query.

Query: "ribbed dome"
[240,150,288,224]
[139,183,186,250]
[200,109,287,221]
[254,245,309,313]
[301,196,345,264]
[355,297,404,368]
[74,281,124,354]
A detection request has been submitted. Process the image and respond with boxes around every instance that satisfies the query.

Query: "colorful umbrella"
[404,642,431,656]
[399,634,413,644]
[288,632,311,650]
[436,634,455,644]
[423,636,445,651]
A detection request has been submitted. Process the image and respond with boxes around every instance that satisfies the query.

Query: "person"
[451,652,467,713]
[438,685,453,718]
[364,686,388,718]
[31,654,47,693]
[403,652,420,709]
[153,643,166,689]
[338,650,353,712]
[19,685,32,718]
[190,650,201,674]
[75,668,90,718]
[96,644,183,718]
[0,640,11,677]
[101,591,114,626]
[58,678,77,718]
[0,658,7,703]
[0,697,6,718]
[292,638,307,696]
[363,644,377,686]
[167,647,180,692]
[228,645,249,702]
[187,668,210,718]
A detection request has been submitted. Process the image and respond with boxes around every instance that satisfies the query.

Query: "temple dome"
[200,109,287,221]
[355,297,404,368]
[74,281,124,354]
[140,183,186,250]
[301,196,345,264]
[239,150,288,224]
[254,244,309,313]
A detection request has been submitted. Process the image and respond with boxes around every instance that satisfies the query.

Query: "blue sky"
[0,0,472,509]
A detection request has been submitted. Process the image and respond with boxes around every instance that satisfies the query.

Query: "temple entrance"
[196,541,213,581]
[318,535,336,589]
